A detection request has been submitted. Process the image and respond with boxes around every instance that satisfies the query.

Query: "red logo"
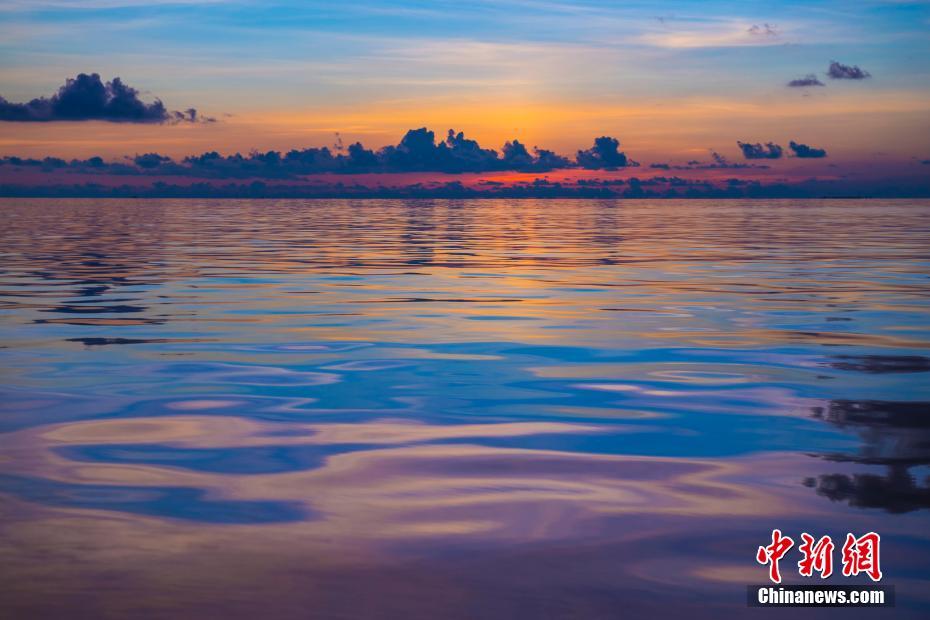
[757,530,882,583]
[756,529,794,584]
[798,533,834,578]
[841,532,882,582]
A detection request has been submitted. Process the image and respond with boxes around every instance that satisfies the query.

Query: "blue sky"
[1,0,929,163]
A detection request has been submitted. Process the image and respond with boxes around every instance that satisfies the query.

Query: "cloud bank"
[0,128,621,177]
[0,73,207,123]
[0,127,834,181]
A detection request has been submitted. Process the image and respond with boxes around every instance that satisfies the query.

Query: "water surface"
[1,198,929,618]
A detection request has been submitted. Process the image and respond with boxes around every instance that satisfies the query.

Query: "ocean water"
[1,198,928,618]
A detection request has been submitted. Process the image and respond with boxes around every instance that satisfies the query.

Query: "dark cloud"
[171,108,214,123]
[378,127,437,169]
[501,139,534,168]
[0,127,578,178]
[500,141,571,171]
[133,153,172,169]
[376,128,501,172]
[283,147,338,172]
[659,151,768,170]
[576,136,629,169]
[440,129,500,171]
[1,128,928,200]
[787,74,825,88]
[373,129,577,173]
[0,73,207,123]
[737,141,783,160]
[531,148,571,171]
[346,142,378,168]
[789,141,827,158]
[7,174,929,199]
[747,23,778,36]
[827,61,871,80]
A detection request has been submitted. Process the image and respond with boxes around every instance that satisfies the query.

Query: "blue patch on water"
[0,474,308,524]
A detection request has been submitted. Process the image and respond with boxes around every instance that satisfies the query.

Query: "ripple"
[154,362,341,386]
[166,399,243,411]
[0,474,308,524]
[2,198,930,617]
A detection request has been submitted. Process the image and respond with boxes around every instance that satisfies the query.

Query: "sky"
[0,0,929,188]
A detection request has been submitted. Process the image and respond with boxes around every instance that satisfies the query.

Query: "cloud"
[827,61,871,80]
[532,147,571,171]
[500,141,571,171]
[747,23,778,37]
[789,141,827,158]
[441,129,500,171]
[660,150,768,170]
[1,127,576,178]
[501,139,534,168]
[346,142,378,168]
[787,74,825,88]
[374,129,575,173]
[133,153,172,168]
[0,73,207,123]
[377,128,502,172]
[6,174,929,200]
[576,136,629,169]
[737,141,783,159]
[639,20,787,49]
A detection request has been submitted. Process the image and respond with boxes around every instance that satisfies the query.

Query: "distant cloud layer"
[737,141,783,159]
[650,150,770,170]
[787,74,825,88]
[789,141,827,158]
[0,126,832,180]
[827,61,871,80]
[0,127,586,177]
[0,73,207,123]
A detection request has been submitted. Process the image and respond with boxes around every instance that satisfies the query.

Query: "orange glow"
[1,91,928,162]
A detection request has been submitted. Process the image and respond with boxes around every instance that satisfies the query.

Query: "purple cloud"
[788,74,825,88]
[789,141,827,158]
[737,141,783,160]
[576,136,629,169]
[0,73,208,123]
[827,61,871,80]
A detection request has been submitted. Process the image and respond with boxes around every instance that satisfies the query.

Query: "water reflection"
[0,473,308,523]
[808,399,930,513]
[1,198,929,618]
[826,354,930,374]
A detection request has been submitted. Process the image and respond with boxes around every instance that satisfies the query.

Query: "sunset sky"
[1,0,929,177]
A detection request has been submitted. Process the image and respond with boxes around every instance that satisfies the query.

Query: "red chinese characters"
[798,533,834,578]
[756,529,794,584]
[841,532,882,582]
[757,530,883,583]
